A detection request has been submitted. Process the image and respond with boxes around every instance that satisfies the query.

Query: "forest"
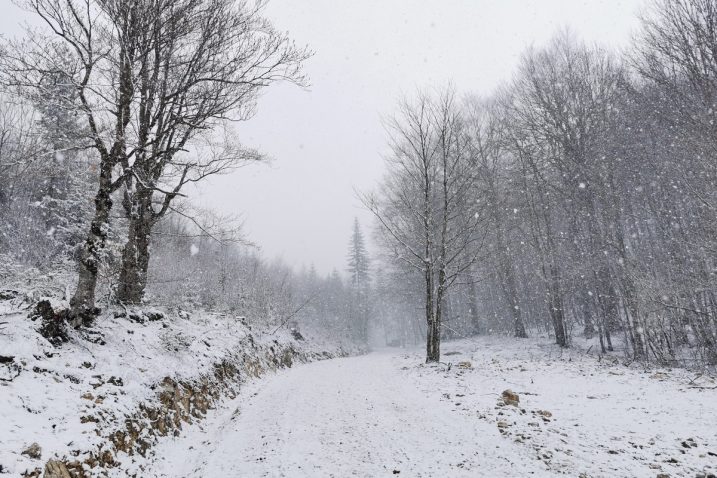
[1,1,717,477]
[1,0,716,368]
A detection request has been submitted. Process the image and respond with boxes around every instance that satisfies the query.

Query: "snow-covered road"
[137,337,717,478]
[141,351,535,477]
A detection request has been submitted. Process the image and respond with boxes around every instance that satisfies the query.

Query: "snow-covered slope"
[0,297,354,477]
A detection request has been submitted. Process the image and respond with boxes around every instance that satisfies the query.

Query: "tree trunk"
[426,316,441,362]
[425,263,439,362]
[117,193,153,304]
[69,163,114,325]
[428,269,446,363]
[548,262,568,347]
[117,218,151,304]
[503,262,527,338]
[467,276,481,334]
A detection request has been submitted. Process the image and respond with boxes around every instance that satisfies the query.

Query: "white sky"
[2,0,645,275]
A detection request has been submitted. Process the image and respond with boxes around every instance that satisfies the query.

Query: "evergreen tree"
[346,218,371,343]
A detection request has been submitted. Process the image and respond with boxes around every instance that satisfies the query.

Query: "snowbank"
[0,297,355,477]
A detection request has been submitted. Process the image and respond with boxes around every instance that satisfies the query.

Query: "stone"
[21,443,42,460]
[680,438,697,448]
[456,361,472,369]
[502,389,520,406]
[34,300,69,346]
[44,459,72,478]
[0,289,19,301]
[144,311,165,322]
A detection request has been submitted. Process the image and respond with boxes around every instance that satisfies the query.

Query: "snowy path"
[141,351,534,477]
[138,338,717,478]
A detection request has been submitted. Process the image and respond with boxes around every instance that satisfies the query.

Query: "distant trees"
[502,32,629,348]
[464,98,526,339]
[364,88,486,362]
[1,0,309,321]
[346,218,371,343]
[370,1,717,366]
[1,0,716,365]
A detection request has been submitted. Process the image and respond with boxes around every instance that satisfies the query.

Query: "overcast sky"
[2,0,645,275]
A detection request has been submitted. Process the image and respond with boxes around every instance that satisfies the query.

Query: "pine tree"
[347,218,371,343]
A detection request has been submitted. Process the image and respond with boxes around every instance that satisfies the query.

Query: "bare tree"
[499,31,628,348]
[2,0,309,321]
[362,88,485,362]
[465,97,527,338]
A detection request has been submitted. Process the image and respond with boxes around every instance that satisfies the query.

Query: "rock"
[44,459,72,478]
[456,361,472,369]
[0,355,14,364]
[536,409,552,418]
[34,300,70,346]
[497,420,510,429]
[0,290,19,301]
[680,438,697,448]
[21,442,42,460]
[502,389,520,406]
[656,474,670,478]
[144,310,165,322]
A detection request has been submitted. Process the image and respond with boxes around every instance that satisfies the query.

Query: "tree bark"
[467,274,481,334]
[117,191,153,304]
[117,219,151,304]
[69,162,114,325]
[428,268,447,363]
[547,261,568,347]
[425,263,439,362]
[502,257,527,338]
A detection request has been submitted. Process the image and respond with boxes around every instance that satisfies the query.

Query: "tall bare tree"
[363,88,485,362]
[2,0,309,320]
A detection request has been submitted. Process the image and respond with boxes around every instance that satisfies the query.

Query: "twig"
[688,373,702,386]
[270,295,315,335]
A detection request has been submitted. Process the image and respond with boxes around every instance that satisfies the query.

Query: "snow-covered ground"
[136,335,717,478]
[0,296,352,477]
[3,297,716,478]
